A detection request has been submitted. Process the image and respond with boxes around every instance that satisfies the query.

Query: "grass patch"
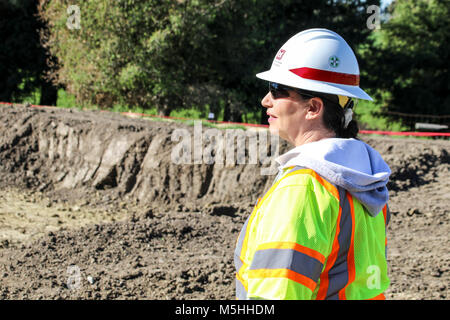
[112,104,157,115]
[170,108,204,120]
[356,99,408,132]
[56,89,77,108]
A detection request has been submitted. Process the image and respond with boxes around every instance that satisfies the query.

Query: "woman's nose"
[261,92,273,109]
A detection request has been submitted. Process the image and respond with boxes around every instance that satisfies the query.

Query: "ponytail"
[337,118,359,139]
[336,101,359,139]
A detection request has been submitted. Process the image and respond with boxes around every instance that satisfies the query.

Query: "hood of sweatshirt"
[275,138,391,217]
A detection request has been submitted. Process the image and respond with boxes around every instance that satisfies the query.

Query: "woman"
[234,29,391,300]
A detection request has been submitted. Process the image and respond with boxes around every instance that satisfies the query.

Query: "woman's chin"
[268,125,279,136]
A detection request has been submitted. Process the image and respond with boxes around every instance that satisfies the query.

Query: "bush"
[359,0,450,122]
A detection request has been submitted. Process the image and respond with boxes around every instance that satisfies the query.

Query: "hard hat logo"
[275,49,286,60]
[329,55,340,68]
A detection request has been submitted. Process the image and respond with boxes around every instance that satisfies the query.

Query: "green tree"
[39,0,380,121]
[359,0,450,123]
[0,0,57,105]
[203,0,381,122]
[39,0,216,114]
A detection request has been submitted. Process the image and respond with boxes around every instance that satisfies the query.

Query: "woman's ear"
[305,97,324,120]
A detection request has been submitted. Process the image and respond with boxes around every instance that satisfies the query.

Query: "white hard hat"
[256,28,373,101]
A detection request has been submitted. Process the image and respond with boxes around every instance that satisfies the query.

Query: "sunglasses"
[269,82,315,100]
[268,82,354,109]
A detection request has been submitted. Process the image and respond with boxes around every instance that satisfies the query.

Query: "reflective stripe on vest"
[248,241,325,292]
[316,187,355,299]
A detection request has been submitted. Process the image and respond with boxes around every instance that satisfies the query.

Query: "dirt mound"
[0,105,449,299]
[0,105,275,209]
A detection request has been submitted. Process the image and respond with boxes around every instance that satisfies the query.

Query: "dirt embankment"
[0,105,448,300]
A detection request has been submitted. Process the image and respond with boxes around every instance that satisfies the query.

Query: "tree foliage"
[359,0,450,117]
[204,0,380,122]
[38,0,380,120]
[38,0,217,114]
[0,0,56,105]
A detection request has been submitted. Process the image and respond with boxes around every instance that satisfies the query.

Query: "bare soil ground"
[0,105,448,300]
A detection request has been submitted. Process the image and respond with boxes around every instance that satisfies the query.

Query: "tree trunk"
[230,109,243,123]
[158,105,172,116]
[40,80,57,106]
[223,103,230,122]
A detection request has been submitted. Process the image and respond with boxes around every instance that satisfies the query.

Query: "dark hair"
[297,91,359,139]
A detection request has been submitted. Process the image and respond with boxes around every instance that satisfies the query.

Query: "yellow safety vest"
[235,166,389,300]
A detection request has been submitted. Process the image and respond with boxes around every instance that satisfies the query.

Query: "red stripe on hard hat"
[289,67,360,86]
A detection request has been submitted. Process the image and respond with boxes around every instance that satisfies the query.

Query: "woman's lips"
[267,113,277,122]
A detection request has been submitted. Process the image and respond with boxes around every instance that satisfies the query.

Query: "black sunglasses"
[268,82,353,109]
[269,82,315,100]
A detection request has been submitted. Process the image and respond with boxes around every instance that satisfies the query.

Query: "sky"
[380,0,394,9]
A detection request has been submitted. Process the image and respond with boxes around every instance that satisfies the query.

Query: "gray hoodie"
[274,138,391,217]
